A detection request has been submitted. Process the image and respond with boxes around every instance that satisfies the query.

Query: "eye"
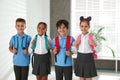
[21,25,24,27]
[80,25,83,28]
[63,27,66,29]
[58,27,61,30]
[85,26,88,28]
[38,27,41,30]
[42,28,45,30]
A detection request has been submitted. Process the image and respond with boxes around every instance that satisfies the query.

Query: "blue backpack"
[13,34,29,50]
[31,34,50,52]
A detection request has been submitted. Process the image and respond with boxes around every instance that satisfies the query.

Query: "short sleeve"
[93,36,101,53]
[28,38,34,54]
[50,38,55,49]
[9,36,14,46]
[70,36,75,45]
[27,35,32,46]
[48,36,51,42]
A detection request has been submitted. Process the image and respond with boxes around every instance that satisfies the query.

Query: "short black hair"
[16,18,26,24]
[56,19,69,29]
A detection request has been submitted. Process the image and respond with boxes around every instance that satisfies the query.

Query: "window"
[71,0,120,57]
[0,0,27,79]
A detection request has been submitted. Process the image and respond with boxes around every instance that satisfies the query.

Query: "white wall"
[0,0,50,79]
[27,0,50,38]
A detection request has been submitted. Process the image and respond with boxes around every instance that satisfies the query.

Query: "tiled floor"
[7,66,120,80]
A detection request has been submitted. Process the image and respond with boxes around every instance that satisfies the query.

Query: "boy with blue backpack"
[9,18,31,80]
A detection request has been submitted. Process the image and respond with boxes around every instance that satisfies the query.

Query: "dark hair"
[56,19,69,29]
[80,16,91,26]
[37,22,47,28]
[37,22,47,36]
[16,18,26,24]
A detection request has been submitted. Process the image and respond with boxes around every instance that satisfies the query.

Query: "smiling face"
[16,22,26,35]
[57,24,68,37]
[37,24,46,36]
[80,21,90,35]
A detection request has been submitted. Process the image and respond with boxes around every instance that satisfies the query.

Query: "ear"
[87,16,91,21]
[45,28,47,32]
[80,16,84,21]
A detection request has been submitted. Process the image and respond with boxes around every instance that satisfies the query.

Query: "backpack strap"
[65,35,71,64]
[55,36,60,52]
[55,35,71,52]
[13,35,18,50]
[55,36,59,62]
[77,34,81,49]
[32,35,38,52]
[32,34,50,53]
[55,35,71,64]
[44,35,50,50]
[66,35,71,51]
[88,34,98,59]
[13,34,29,50]
[77,34,97,59]
[77,34,94,50]
[88,34,94,50]
[22,35,28,49]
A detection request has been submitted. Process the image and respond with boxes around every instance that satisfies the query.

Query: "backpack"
[32,34,50,52]
[13,34,29,50]
[77,34,97,59]
[55,35,71,64]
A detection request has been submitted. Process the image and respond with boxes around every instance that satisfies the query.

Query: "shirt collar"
[59,34,67,39]
[16,33,26,38]
[38,34,44,39]
[81,33,89,38]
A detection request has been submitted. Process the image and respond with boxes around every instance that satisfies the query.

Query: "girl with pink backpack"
[73,16,100,80]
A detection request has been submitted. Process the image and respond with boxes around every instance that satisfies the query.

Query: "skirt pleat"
[32,53,51,76]
[74,53,97,78]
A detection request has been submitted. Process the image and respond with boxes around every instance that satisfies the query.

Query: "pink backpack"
[77,34,98,59]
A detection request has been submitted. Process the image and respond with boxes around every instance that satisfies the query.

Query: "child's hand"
[88,40,96,47]
[66,51,73,56]
[12,48,17,54]
[31,40,34,44]
[9,46,17,54]
[48,41,51,47]
[52,47,57,55]
[31,40,34,48]
[73,40,81,46]
[23,49,28,54]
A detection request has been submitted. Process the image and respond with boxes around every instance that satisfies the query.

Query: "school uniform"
[74,33,100,78]
[51,35,75,80]
[29,35,51,76]
[9,33,31,80]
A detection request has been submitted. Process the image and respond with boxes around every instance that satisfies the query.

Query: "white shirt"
[78,33,101,54]
[29,35,51,55]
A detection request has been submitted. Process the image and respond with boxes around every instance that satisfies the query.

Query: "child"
[9,18,31,80]
[73,16,100,80]
[51,19,75,80]
[29,22,51,80]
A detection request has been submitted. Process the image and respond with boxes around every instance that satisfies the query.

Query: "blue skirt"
[74,52,97,78]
